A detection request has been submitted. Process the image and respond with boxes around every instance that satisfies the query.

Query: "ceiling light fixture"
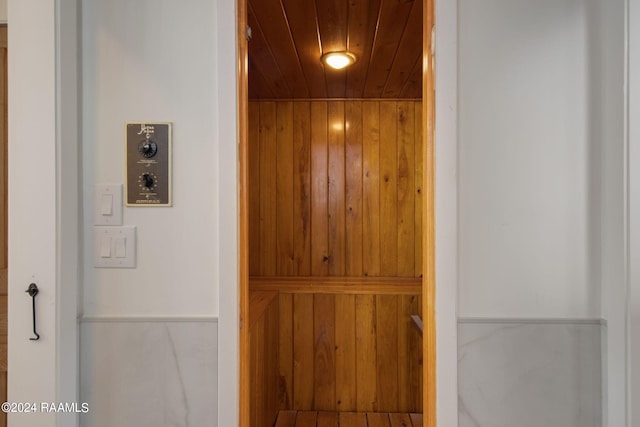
[322,51,356,70]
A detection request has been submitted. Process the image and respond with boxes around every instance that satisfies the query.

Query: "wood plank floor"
[275,411,423,427]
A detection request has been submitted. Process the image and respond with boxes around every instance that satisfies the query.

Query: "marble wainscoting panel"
[80,319,218,427]
[458,319,603,427]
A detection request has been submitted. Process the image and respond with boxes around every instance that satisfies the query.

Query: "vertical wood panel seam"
[325,103,330,271]
[395,103,400,276]
[379,102,382,278]
[342,104,347,274]
[376,102,381,278]
[258,104,262,273]
[292,102,295,272]
[360,104,365,278]
[276,104,280,273]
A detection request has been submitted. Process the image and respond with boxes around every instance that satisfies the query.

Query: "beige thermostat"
[125,122,172,206]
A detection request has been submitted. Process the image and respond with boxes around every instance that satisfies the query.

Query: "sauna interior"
[246,0,428,425]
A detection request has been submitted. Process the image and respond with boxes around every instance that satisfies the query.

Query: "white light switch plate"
[94,226,136,268]
[94,184,123,225]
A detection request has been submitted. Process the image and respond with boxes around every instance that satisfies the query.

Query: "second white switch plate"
[94,226,136,268]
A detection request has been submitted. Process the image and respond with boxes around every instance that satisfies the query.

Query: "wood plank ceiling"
[247,0,423,99]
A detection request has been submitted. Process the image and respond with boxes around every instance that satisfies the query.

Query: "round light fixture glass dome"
[322,52,356,70]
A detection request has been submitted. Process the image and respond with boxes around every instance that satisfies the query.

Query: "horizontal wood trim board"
[250,276,421,295]
[248,98,423,102]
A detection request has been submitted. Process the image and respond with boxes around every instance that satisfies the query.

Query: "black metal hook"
[25,283,40,341]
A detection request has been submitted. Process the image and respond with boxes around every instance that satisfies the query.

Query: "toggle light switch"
[94,184,123,225]
[101,194,113,216]
[100,237,112,258]
[114,237,127,258]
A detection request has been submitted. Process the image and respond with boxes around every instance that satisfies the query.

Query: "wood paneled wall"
[249,292,280,427]
[277,292,422,413]
[249,100,424,416]
[248,100,423,279]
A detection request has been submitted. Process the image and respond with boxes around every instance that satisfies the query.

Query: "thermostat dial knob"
[138,140,158,158]
[142,173,154,189]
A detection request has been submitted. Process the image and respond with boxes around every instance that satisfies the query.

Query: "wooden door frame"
[422,1,436,426]
[236,0,436,425]
[237,0,250,424]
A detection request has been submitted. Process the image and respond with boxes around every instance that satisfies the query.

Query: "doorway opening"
[238,0,435,425]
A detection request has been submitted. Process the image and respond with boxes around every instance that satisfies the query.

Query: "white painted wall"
[458,0,623,319]
[81,0,219,317]
[459,0,627,424]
